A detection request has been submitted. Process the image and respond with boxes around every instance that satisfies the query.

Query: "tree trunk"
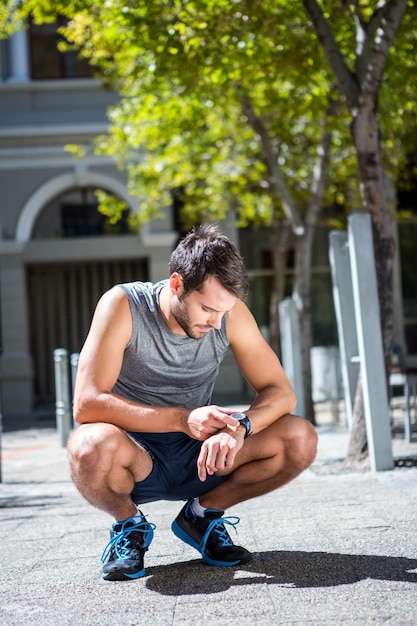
[293,231,315,424]
[343,372,368,469]
[292,95,336,424]
[269,219,290,355]
[301,0,407,464]
[351,105,396,382]
[346,103,396,463]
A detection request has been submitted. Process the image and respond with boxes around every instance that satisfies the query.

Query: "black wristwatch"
[230,412,251,438]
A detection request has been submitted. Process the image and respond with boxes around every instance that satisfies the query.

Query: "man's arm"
[196,299,297,481]
[227,299,297,433]
[74,286,238,437]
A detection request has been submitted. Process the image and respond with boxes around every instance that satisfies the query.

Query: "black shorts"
[127,431,230,505]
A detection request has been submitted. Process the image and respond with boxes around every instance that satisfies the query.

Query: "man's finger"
[205,447,217,476]
[197,447,208,481]
[215,413,239,428]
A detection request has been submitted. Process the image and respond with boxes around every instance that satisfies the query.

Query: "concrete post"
[54,349,72,447]
[279,298,305,418]
[348,213,393,471]
[328,231,359,429]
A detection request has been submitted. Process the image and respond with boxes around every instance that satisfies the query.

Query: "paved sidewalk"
[1,416,417,626]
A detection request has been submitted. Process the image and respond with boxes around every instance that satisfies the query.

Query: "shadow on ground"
[143,550,417,595]
[0,493,69,511]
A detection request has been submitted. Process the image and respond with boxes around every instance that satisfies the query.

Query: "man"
[69,224,317,581]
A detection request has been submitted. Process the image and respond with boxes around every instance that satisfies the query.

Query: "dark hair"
[169,224,248,301]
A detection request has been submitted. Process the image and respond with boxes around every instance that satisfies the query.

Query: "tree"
[302,0,413,463]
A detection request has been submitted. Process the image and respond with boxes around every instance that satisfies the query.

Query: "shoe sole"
[171,520,243,567]
[102,567,145,581]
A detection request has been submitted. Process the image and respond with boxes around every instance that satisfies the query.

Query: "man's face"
[171,276,237,339]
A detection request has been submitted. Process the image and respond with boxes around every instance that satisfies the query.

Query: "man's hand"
[197,426,245,481]
[186,405,239,441]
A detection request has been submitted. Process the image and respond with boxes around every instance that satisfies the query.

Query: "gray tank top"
[112,281,230,410]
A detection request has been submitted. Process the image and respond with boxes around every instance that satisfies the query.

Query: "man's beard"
[171,296,209,340]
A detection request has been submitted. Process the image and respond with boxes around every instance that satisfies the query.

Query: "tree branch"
[303,0,408,106]
[240,91,304,235]
[305,92,339,229]
[360,0,408,99]
[302,0,359,107]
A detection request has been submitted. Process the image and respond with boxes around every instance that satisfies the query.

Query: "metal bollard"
[53,348,72,447]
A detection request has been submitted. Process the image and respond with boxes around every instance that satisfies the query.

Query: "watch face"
[231,412,246,420]
[231,412,251,437]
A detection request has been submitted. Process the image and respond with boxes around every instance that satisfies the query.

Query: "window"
[33,187,133,238]
[29,18,92,80]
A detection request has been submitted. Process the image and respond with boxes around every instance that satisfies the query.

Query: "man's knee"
[280,414,318,470]
[67,422,125,472]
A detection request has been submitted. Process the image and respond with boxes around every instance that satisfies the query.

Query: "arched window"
[33,187,133,238]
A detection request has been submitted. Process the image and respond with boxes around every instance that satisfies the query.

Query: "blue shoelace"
[101,516,155,563]
[201,515,240,552]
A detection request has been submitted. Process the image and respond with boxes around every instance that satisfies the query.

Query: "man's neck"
[159,285,186,335]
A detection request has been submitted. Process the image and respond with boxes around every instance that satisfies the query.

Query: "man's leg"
[67,423,155,581]
[67,422,153,520]
[172,415,317,566]
[201,414,317,510]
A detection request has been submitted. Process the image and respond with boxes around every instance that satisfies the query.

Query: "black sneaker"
[101,513,155,581]
[171,501,252,567]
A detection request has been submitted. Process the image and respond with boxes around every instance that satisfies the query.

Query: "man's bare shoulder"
[226,299,256,327]
[226,300,263,345]
[91,285,132,329]
[97,285,129,308]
